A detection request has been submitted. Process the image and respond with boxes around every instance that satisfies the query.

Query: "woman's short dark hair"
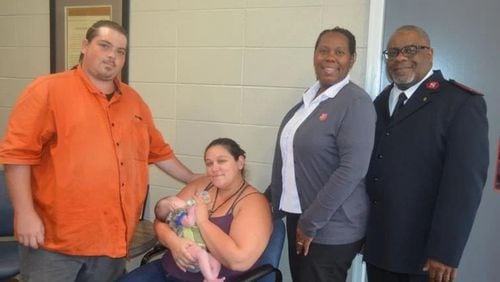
[314,27,356,55]
[205,138,246,161]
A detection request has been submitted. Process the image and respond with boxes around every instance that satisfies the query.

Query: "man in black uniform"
[364,25,489,282]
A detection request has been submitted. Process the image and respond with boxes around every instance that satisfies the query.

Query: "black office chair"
[0,170,20,281]
[141,218,285,282]
[237,218,285,282]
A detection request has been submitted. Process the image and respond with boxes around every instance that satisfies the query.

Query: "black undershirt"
[105,92,114,101]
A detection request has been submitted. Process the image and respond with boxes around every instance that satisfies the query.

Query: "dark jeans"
[19,245,125,282]
[366,263,428,282]
[119,259,184,282]
[286,213,363,282]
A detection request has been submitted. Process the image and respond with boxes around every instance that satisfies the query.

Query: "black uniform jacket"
[364,70,489,274]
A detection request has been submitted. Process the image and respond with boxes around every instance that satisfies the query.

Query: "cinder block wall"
[0,0,370,279]
[128,0,369,215]
[0,0,50,142]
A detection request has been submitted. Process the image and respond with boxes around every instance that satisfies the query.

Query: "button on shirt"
[389,69,433,115]
[279,76,350,213]
[0,66,174,257]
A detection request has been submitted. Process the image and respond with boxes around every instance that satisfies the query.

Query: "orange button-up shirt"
[0,66,174,257]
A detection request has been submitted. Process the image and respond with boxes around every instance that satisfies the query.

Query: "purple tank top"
[162,214,254,281]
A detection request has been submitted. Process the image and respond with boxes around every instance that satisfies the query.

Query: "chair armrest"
[140,243,167,266]
[236,263,282,282]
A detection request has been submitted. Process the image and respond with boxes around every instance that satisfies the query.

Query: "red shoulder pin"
[426,81,440,90]
[319,113,328,121]
[449,79,483,96]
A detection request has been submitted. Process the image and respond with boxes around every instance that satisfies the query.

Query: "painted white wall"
[0,0,50,141]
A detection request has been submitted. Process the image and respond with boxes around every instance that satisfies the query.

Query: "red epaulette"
[448,79,483,96]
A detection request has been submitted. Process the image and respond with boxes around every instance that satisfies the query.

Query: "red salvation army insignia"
[319,113,328,121]
[426,81,440,90]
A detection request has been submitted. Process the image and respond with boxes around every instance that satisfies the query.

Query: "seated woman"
[120,138,273,282]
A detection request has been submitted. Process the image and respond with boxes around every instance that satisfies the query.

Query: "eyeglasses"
[382,45,430,60]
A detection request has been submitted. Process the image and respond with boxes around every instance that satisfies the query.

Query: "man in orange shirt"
[0,20,199,282]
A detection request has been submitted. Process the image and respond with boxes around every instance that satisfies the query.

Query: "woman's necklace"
[208,180,247,217]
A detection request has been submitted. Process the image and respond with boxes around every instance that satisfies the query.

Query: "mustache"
[103,60,116,67]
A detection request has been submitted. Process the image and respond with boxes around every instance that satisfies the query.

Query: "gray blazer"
[266,82,376,244]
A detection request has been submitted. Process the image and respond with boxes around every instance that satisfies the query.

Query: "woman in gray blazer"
[265,27,376,282]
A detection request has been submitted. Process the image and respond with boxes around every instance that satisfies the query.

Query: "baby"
[155,192,224,282]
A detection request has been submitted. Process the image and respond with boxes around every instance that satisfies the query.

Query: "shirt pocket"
[131,121,149,161]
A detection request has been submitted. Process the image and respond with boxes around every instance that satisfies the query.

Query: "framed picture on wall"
[49,0,130,83]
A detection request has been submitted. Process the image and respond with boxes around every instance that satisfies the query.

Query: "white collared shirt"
[389,69,433,115]
[279,75,350,213]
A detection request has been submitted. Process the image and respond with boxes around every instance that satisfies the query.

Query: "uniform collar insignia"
[426,81,440,90]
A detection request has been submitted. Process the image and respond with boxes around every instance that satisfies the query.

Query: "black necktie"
[392,92,407,117]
